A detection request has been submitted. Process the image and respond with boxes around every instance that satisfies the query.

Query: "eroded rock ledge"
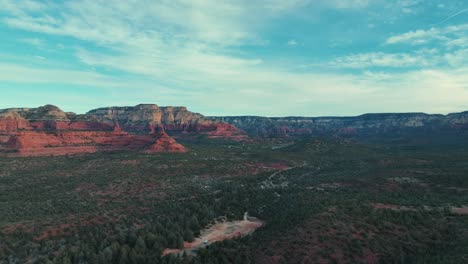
[0,104,247,157]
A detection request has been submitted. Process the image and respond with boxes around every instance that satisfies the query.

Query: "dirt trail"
[163,217,264,256]
[261,161,308,189]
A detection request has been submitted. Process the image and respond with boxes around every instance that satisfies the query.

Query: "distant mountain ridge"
[1,103,467,157]
[210,111,468,137]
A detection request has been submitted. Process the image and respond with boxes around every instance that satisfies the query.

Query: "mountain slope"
[211,112,468,137]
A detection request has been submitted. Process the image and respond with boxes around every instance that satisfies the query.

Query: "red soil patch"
[372,203,402,210]
[34,215,109,241]
[1,223,34,235]
[35,223,75,241]
[371,203,417,212]
[0,208,133,241]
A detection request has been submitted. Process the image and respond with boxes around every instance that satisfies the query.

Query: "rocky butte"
[0,104,247,157]
[84,104,248,140]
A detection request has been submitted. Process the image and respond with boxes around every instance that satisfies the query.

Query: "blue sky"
[0,0,467,116]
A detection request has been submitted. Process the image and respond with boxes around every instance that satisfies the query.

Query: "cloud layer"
[0,0,467,116]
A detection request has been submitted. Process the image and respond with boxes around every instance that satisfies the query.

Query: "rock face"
[1,129,189,157]
[0,111,32,132]
[0,105,194,156]
[145,128,187,153]
[84,104,248,139]
[211,111,468,137]
[0,103,248,157]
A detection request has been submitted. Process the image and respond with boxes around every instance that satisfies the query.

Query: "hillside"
[212,112,468,137]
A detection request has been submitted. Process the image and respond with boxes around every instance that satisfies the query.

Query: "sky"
[0,0,467,116]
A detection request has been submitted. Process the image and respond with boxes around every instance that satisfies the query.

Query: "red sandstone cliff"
[0,111,32,132]
[0,105,188,156]
[2,130,187,157]
[0,104,246,157]
[145,130,187,154]
[84,104,248,140]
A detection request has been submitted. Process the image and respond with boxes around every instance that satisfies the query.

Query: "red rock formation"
[113,122,123,132]
[30,121,70,131]
[69,121,114,131]
[0,107,189,157]
[85,104,249,141]
[203,123,250,141]
[145,127,188,153]
[4,131,98,156]
[0,103,254,156]
[2,130,186,157]
[0,112,32,132]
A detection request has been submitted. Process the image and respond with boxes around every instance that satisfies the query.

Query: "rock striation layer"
[211,112,468,137]
[0,103,252,156]
[83,104,248,139]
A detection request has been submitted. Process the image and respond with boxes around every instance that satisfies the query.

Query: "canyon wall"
[0,104,239,156]
[212,112,468,137]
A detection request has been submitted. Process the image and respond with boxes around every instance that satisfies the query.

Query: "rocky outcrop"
[84,104,248,140]
[145,128,187,153]
[0,105,190,156]
[0,111,32,132]
[211,111,468,137]
[0,103,249,157]
[1,130,185,157]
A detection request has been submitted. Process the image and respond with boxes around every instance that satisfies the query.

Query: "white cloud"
[386,24,468,45]
[1,57,468,116]
[1,0,468,115]
[19,37,45,47]
[445,49,468,67]
[376,22,468,77]
[0,62,131,87]
[386,28,440,45]
[447,36,468,47]
[33,55,46,60]
[0,0,46,15]
[287,40,298,46]
[330,46,468,70]
[2,0,309,46]
[325,0,371,9]
[330,52,434,68]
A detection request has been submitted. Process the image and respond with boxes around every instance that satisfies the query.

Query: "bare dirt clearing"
[163,218,264,256]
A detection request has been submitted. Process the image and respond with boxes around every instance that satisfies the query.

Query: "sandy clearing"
[163,218,264,257]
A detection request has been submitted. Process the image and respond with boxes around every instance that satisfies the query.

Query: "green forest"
[1,133,468,263]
